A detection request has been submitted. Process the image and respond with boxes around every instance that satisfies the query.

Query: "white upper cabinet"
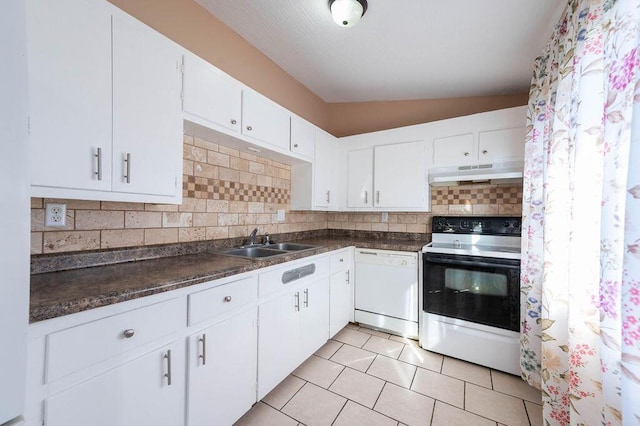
[290,115,316,160]
[182,52,242,133]
[346,140,428,211]
[346,149,373,208]
[26,0,183,203]
[477,127,525,162]
[242,90,291,151]
[111,11,183,197]
[27,0,113,193]
[374,141,428,209]
[313,129,339,209]
[431,106,527,167]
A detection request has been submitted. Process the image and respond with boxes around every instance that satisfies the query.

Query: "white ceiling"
[195,0,566,103]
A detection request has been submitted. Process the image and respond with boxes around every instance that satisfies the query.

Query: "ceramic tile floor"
[235,324,542,426]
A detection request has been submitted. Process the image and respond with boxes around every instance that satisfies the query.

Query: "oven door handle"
[423,253,520,269]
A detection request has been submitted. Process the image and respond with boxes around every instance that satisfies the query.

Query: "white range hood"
[429,161,523,186]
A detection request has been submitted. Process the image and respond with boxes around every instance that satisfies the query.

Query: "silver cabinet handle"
[326,191,330,204]
[482,150,488,155]
[293,143,299,148]
[224,296,232,303]
[198,334,206,365]
[346,270,350,284]
[464,152,470,156]
[123,329,135,338]
[124,153,131,183]
[294,291,300,312]
[304,288,309,308]
[95,148,103,181]
[364,191,368,204]
[163,349,172,386]
[339,258,344,262]
[376,191,380,204]
[246,125,252,131]
[231,119,237,125]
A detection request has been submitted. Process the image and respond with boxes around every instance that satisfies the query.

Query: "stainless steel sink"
[221,246,288,259]
[219,242,318,260]
[264,242,317,251]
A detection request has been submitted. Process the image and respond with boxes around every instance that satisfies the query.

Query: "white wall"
[0,0,30,423]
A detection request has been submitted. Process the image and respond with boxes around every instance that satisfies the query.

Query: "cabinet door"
[257,291,300,400]
[112,12,182,197]
[299,278,330,364]
[432,133,474,166]
[330,271,351,338]
[290,116,316,159]
[242,91,290,151]
[45,342,181,426]
[374,141,427,209]
[314,130,338,209]
[477,127,525,162]
[347,149,373,208]
[188,309,257,426]
[182,53,242,133]
[27,0,112,192]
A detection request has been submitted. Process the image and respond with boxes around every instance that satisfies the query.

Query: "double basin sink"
[220,242,318,260]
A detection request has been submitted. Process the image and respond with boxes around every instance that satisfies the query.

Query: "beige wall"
[327,94,529,137]
[107,0,527,137]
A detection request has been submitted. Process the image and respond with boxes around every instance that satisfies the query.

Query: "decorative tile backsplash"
[30,134,326,254]
[30,133,523,254]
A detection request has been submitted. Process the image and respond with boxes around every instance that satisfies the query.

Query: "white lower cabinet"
[329,249,353,337]
[45,341,182,426]
[257,256,331,399]
[27,250,354,426]
[187,308,257,426]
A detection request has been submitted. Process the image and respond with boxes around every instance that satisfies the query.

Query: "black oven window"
[423,254,520,331]
[445,269,508,296]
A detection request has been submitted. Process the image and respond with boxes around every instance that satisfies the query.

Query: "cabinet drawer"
[330,251,350,273]
[46,297,185,383]
[259,256,329,297]
[188,276,257,326]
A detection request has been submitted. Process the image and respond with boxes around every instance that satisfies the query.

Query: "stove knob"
[504,220,511,228]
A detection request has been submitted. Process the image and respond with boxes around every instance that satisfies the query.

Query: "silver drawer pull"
[224,296,232,303]
[304,288,309,307]
[231,119,237,125]
[123,329,135,338]
[95,147,103,181]
[294,291,300,312]
[376,191,380,204]
[198,334,207,365]
[124,153,131,183]
[346,270,350,284]
[164,350,172,386]
[246,125,252,131]
[364,190,368,204]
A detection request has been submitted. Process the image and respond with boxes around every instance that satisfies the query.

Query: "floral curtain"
[520,0,640,424]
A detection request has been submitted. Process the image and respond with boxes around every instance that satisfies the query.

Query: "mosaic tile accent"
[431,185,522,206]
[183,175,289,204]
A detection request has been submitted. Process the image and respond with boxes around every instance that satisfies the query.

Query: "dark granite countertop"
[30,233,428,323]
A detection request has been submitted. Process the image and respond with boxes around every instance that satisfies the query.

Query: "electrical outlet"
[45,203,67,227]
[277,209,285,222]
[381,212,389,222]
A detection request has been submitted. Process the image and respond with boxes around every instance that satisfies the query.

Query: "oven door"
[423,252,520,332]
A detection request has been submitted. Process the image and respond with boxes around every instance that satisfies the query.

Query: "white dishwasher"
[354,249,419,338]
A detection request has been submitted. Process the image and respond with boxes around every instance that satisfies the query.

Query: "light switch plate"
[277,209,285,222]
[381,212,389,222]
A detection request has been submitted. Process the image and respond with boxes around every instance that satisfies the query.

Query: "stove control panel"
[432,216,521,235]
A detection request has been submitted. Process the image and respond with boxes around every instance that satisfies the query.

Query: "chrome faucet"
[247,227,259,246]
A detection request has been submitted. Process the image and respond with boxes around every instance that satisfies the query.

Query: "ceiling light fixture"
[329,0,368,27]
